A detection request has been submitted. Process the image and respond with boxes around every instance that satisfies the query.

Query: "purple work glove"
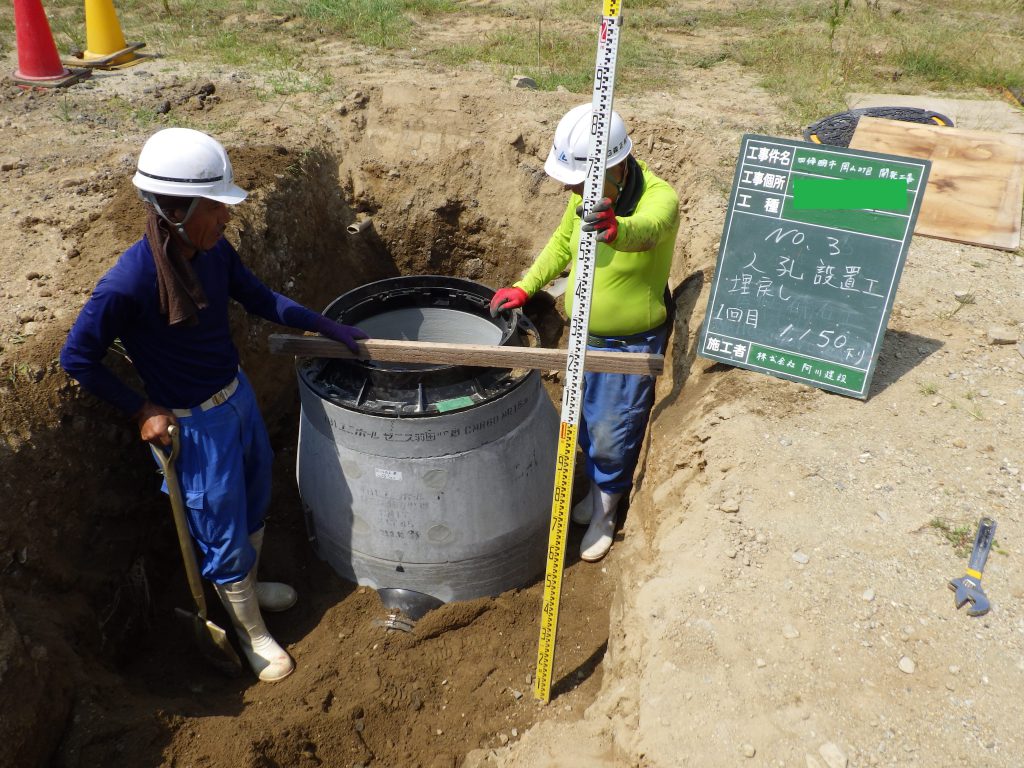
[312,316,368,354]
[489,286,529,317]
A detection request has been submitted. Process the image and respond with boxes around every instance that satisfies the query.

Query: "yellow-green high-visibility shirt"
[514,159,679,337]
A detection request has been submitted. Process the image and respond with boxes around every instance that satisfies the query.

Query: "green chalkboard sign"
[698,134,931,399]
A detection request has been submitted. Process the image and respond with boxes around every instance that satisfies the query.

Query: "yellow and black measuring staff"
[534,0,623,704]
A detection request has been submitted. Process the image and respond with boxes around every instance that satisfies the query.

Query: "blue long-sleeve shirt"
[61,236,329,415]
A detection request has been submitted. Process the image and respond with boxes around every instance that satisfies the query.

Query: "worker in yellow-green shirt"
[490,103,679,563]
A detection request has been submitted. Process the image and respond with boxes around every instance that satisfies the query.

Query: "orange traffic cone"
[64,0,149,69]
[12,0,90,87]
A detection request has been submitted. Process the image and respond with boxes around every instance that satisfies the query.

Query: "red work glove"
[577,197,618,244]
[489,286,529,317]
[313,317,369,354]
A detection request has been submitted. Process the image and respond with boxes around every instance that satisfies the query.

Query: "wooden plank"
[849,116,1024,251]
[846,94,1024,135]
[267,334,664,376]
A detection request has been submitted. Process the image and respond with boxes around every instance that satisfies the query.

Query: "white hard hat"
[132,127,247,204]
[543,103,632,185]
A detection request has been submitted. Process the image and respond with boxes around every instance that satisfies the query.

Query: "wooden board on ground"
[267,334,664,376]
[849,116,1024,251]
[846,94,1024,135]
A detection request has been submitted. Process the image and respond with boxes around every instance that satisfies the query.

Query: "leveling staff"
[491,104,680,562]
[60,128,368,682]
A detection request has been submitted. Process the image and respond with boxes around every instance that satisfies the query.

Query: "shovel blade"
[175,607,244,676]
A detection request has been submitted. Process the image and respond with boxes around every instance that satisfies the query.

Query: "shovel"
[151,425,242,675]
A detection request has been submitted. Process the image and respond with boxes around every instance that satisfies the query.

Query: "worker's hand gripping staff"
[489,286,529,317]
[577,197,618,244]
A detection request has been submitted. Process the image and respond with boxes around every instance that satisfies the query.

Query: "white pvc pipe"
[347,217,372,235]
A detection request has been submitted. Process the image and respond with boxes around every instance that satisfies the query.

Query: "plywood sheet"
[846,94,1024,134]
[850,117,1024,250]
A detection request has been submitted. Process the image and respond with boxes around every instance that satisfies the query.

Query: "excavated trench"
[1,142,637,767]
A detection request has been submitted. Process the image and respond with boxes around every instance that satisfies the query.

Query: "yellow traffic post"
[64,0,150,69]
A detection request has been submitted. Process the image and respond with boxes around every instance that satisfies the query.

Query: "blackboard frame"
[698,134,931,399]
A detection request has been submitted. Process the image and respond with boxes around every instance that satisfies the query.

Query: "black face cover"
[614,155,644,217]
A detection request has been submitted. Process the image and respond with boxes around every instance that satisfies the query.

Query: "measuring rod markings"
[535,0,622,703]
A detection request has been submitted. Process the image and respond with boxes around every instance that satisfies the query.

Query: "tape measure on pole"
[534,0,623,704]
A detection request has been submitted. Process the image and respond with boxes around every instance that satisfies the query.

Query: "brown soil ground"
[2,5,1024,768]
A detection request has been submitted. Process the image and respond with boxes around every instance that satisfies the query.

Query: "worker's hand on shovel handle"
[135,401,177,447]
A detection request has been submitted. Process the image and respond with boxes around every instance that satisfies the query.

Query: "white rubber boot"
[215,573,295,682]
[580,490,623,562]
[571,481,598,525]
[249,527,298,613]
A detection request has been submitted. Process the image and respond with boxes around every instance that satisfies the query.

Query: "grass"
[947,396,985,420]
[297,0,457,47]
[430,20,677,93]
[917,381,985,420]
[554,0,701,29]
[56,95,74,124]
[686,0,1024,124]
[0,0,1020,115]
[929,516,1007,558]
[960,390,985,419]
[267,70,336,98]
[940,291,975,319]
[928,517,977,558]
[1,0,450,90]
[689,51,729,70]
[95,95,164,130]
[5,362,30,386]
[46,7,86,54]
[297,0,414,48]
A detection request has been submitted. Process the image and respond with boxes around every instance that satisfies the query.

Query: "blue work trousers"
[580,325,668,495]
[157,370,273,584]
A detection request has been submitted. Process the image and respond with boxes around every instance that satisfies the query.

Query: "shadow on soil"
[868,329,944,397]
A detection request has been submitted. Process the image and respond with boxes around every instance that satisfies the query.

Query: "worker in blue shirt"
[60,128,367,682]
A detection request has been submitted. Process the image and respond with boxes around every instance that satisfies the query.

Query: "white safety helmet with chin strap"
[543,103,632,186]
[132,128,248,246]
